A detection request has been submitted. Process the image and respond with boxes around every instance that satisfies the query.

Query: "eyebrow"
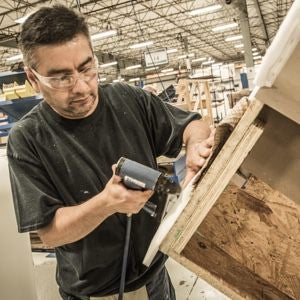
[46,56,94,76]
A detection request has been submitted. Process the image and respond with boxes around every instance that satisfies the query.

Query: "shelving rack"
[0,70,42,143]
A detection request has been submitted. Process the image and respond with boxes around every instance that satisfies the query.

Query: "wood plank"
[182,178,300,299]
[168,249,245,300]
[161,99,264,255]
[182,234,293,300]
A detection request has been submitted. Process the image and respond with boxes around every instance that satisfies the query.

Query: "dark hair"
[18,5,91,68]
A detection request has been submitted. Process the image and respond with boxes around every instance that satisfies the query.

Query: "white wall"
[0,147,37,300]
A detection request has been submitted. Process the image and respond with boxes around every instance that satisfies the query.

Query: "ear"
[24,66,40,93]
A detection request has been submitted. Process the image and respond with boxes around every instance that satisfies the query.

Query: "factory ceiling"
[0,0,294,82]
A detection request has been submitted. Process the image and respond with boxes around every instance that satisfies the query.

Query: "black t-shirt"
[7,83,200,297]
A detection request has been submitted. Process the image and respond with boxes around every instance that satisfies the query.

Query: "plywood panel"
[242,107,300,203]
[182,178,300,299]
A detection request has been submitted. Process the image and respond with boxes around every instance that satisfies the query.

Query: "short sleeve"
[7,128,63,233]
[136,88,201,157]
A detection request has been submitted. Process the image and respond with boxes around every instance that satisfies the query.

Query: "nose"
[71,76,90,94]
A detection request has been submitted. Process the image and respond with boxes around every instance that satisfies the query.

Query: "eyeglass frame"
[29,62,98,90]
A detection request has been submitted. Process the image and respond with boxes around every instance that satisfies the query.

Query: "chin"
[65,95,97,119]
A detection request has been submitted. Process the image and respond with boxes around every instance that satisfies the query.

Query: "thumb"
[182,169,195,188]
[111,164,122,183]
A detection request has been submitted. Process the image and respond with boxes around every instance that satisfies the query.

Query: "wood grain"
[161,100,264,255]
[182,178,300,299]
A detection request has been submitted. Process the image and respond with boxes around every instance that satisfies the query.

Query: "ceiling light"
[225,35,243,42]
[99,77,107,82]
[129,77,140,82]
[15,12,34,24]
[158,70,178,77]
[252,48,257,51]
[252,51,259,56]
[99,61,118,68]
[6,54,23,61]
[91,30,117,41]
[130,41,153,49]
[202,60,215,65]
[234,44,244,48]
[241,50,245,53]
[212,22,238,32]
[166,48,178,54]
[125,64,142,70]
[161,68,174,73]
[177,53,194,59]
[113,78,124,83]
[145,67,158,72]
[253,55,262,60]
[192,57,206,62]
[189,4,222,16]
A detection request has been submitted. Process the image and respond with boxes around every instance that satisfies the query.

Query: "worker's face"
[26,34,98,119]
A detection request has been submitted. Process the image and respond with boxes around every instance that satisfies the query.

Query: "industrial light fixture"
[15,12,34,24]
[125,64,142,70]
[6,54,23,61]
[113,78,124,83]
[158,70,178,77]
[234,44,244,48]
[129,77,140,82]
[252,51,259,56]
[202,60,215,65]
[252,48,257,51]
[130,41,153,49]
[145,67,158,72]
[192,57,206,62]
[212,22,238,32]
[99,77,107,82]
[177,53,194,59]
[253,55,262,60]
[189,4,222,16]
[166,48,178,54]
[225,35,243,42]
[161,68,174,73]
[99,61,118,68]
[91,30,117,41]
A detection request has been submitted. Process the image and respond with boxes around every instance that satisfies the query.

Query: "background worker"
[7,5,213,300]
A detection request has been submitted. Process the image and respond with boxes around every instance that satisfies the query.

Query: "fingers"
[182,170,195,188]
[196,143,211,158]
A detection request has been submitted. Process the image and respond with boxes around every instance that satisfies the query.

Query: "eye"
[59,74,73,83]
[82,66,92,73]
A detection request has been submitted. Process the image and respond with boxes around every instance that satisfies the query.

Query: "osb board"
[242,106,300,203]
[182,177,300,300]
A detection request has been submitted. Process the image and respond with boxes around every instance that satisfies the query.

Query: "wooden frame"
[156,2,300,298]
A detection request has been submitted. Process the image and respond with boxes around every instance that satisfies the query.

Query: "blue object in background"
[173,155,186,183]
[240,72,249,89]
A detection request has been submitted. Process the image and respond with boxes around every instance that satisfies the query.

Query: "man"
[7,5,213,300]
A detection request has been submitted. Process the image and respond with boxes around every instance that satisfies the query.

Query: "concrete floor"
[32,252,229,300]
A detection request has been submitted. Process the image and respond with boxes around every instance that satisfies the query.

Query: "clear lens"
[32,66,98,90]
[47,67,98,89]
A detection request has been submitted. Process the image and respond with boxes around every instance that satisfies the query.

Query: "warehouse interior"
[0,0,299,300]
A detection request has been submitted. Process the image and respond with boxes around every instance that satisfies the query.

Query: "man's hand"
[183,128,215,187]
[102,165,154,215]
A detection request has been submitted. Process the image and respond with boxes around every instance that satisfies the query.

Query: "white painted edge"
[254,0,300,87]
[143,175,196,266]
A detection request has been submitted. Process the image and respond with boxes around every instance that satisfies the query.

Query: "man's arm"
[38,168,153,248]
[182,119,214,186]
